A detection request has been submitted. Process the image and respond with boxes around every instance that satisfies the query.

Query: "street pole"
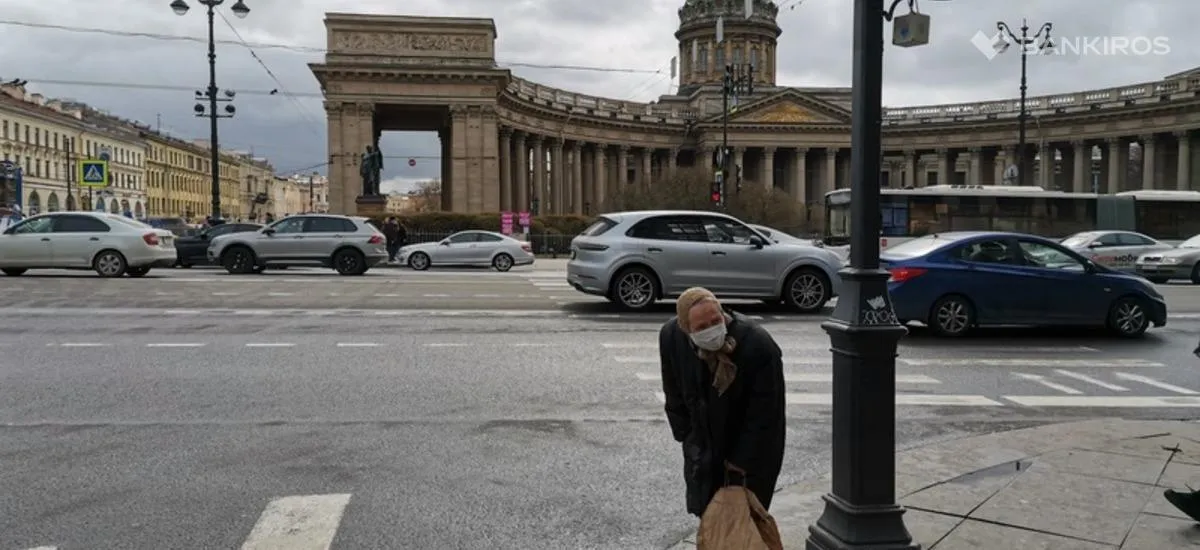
[715,63,753,209]
[65,138,74,210]
[308,174,314,213]
[171,0,249,225]
[806,0,915,547]
[998,19,1052,187]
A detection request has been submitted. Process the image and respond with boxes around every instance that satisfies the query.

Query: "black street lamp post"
[996,19,1053,187]
[170,0,249,225]
[806,0,927,548]
[714,63,754,207]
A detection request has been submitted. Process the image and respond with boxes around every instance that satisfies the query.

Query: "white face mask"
[690,322,727,351]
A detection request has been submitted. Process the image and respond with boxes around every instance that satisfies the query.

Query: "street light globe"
[231,0,250,18]
[169,0,189,15]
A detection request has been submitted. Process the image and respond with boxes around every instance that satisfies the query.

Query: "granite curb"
[668,418,1200,549]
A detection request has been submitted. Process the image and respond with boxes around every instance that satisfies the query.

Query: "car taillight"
[368,234,384,245]
[520,243,532,252]
[142,233,159,246]
[888,267,926,283]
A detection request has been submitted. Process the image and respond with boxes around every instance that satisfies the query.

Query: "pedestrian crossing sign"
[78,159,109,187]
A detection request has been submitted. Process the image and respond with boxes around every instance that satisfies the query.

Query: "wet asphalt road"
[3,306,1200,550]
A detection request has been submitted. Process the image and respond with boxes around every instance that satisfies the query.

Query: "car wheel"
[221,246,256,274]
[334,249,366,275]
[609,267,658,311]
[492,253,514,272]
[1,268,26,276]
[783,268,830,313]
[1191,263,1200,284]
[126,267,151,278]
[929,294,974,337]
[179,262,193,269]
[408,252,431,271]
[1107,296,1149,338]
[251,265,267,274]
[92,250,127,278]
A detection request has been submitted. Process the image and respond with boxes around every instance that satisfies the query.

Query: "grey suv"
[207,214,388,275]
[567,210,844,312]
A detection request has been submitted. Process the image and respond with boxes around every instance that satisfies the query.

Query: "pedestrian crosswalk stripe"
[901,358,1162,368]
[1013,372,1083,395]
[614,355,829,366]
[1112,373,1199,395]
[1003,395,1200,407]
[240,494,351,550]
[635,372,940,384]
[652,391,1002,407]
[1052,370,1129,391]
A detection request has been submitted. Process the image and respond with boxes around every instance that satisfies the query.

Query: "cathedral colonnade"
[311,8,1200,230]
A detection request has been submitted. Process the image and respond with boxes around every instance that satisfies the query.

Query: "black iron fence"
[406,231,577,256]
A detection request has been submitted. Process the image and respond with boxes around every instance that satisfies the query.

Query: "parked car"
[175,222,262,267]
[1060,230,1172,272]
[882,231,1166,337]
[397,230,534,272]
[1136,233,1200,284]
[207,214,388,275]
[566,210,843,312]
[0,212,176,277]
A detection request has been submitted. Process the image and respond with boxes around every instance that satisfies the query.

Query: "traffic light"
[712,170,724,205]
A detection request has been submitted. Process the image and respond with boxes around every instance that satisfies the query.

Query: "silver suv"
[207,214,388,275]
[567,210,843,312]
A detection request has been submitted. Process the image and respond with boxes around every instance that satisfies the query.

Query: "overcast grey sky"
[0,0,1193,193]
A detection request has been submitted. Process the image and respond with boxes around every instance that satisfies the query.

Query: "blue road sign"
[79,160,109,187]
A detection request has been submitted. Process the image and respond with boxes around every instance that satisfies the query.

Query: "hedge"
[372,213,595,236]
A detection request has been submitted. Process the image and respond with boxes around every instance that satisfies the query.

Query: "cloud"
[1,0,1194,184]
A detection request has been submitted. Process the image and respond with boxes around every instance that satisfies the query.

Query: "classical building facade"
[311,2,1200,229]
[142,130,212,220]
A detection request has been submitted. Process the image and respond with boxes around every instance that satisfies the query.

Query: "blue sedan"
[881,232,1167,337]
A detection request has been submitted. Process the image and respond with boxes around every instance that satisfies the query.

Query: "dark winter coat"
[658,310,786,516]
[381,221,400,243]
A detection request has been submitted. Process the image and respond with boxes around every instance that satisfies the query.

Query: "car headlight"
[1163,257,1180,264]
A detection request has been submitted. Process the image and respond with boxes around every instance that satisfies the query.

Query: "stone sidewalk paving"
[670,418,1200,549]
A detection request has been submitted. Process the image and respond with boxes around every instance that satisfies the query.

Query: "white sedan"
[0,212,177,277]
[397,230,535,272]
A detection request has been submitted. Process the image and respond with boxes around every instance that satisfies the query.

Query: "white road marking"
[425,343,468,347]
[1113,373,1199,395]
[474,293,503,298]
[1053,370,1129,391]
[914,345,1099,353]
[267,292,294,297]
[211,292,239,296]
[154,291,182,296]
[23,546,57,550]
[511,342,553,347]
[615,355,828,366]
[422,294,451,298]
[637,372,940,384]
[245,343,296,348]
[1004,395,1200,407]
[602,342,828,351]
[146,343,206,347]
[652,392,1001,407]
[240,493,352,550]
[53,342,109,347]
[232,310,274,315]
[336,342,379,347]
[901,358,1163,368]
[374,293,400,297]
[1013,372,1082,394]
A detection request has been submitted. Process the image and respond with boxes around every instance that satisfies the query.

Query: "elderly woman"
[658,286,787,517]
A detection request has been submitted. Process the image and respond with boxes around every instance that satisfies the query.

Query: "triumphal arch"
[312,1,1200,229]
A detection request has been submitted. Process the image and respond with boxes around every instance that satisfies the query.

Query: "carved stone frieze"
[331,31,490,55]
[355,102,375,116]
[325,56,496,68]
[324,101,344,114]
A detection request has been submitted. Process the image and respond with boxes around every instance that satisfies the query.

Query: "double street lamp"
[169,0,250,224]
[996,19,1053,187]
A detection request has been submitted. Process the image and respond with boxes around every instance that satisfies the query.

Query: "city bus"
[823,185,1200,248]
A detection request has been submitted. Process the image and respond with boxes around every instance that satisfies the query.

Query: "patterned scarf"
[676,287,738,396]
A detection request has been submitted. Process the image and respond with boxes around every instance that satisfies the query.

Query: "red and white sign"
[500,211,513,234]
[408,158,416,167]
[518,211,531,227]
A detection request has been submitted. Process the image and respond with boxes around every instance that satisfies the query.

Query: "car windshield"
[1059,233,1096,248]
[881,234,961,259]
[1179,235,1200,248]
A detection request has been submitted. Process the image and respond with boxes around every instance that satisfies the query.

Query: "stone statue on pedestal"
[359,145,384,196]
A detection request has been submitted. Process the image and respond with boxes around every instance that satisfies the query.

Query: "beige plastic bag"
[696,467,783,550]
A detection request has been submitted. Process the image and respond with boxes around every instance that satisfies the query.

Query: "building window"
[750,46,758,66]
[2,121,7,139]
[715,48,724,69]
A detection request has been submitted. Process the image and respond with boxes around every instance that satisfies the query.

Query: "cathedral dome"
[674,0,781,95]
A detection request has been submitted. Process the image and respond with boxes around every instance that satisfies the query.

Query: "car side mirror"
[439,240,450,246]
[749,235,765,248]
[262,227,275,235]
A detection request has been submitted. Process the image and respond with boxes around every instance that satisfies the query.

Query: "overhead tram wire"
[620,61,674,101]
[216,10,324,136]
[0,19,660,75]
[276,155,438,176]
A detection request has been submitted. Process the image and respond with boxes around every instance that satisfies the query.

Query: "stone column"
[594,144,608,208]
[1178,131,1192,191]
[936,148,952,186]
[824,148,837,193]
[550,138,564,213]
[1142,134,1157,189]
[1106,137,1125,193]
[967,148,983,185]
[532,135,545,213]
[499,128,512,211]
[903,150,918,188]
[668,147,678,178]
[1036,144,1053,188]
[323,101,349,214]
[1000,146,1016,184]
[762,147,775,189]
[440,127,452,211]
[1070,141,1087,192]
[793,148,808,220]
[617,145,629,186]
[446,104,500,212]
[642,148,653,187]
[513,132,528,211]
[572,141,584,214]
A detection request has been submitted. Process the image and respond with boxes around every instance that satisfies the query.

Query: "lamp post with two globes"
[996,19,1053,187]
[169,0,250,224]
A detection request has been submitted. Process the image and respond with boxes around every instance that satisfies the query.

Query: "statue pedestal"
[355,195,388,218]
